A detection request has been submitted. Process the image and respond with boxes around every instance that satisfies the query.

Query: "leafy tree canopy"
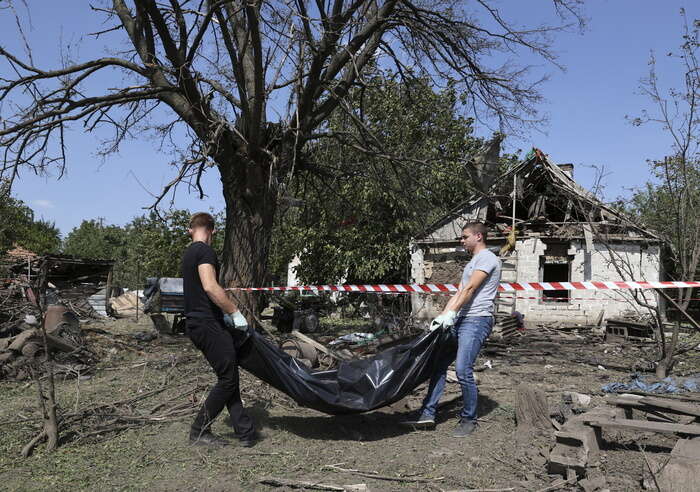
[271,74,516,284]
[0,180,61,255]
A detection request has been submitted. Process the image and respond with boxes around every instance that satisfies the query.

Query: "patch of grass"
[491,403,515,421]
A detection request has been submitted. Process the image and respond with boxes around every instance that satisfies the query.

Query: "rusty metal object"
[44,304,69,334]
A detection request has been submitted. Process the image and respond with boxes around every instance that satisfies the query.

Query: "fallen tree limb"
[259,477,345,491]
[641,447,662,492]
[443,488,515,492]
[322,464,444,483]
[20,429,46,458]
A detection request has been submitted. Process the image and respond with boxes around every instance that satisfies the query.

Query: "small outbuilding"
[410,148,663,324]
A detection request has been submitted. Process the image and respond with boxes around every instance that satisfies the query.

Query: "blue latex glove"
[223,311,248,331]
[429,310,457,331]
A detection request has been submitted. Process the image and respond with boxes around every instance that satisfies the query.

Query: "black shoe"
[399,412,436,429]
[452,418,477,438]
[239,431,259,448]
[189,429,229,447]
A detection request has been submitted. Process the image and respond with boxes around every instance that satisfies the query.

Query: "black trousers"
[186,318,255,439]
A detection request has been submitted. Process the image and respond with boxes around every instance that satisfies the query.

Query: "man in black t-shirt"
[182,212,257,447]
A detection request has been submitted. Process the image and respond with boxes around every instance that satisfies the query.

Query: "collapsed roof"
[416,148,660,244]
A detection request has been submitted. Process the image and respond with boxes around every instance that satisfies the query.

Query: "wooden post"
[105,268,113,315]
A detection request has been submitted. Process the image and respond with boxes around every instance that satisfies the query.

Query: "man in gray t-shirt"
[400,222,501,437]
[459,248,501,317]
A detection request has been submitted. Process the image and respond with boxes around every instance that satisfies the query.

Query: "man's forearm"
[204,284,238,314]
[444,287,473,314]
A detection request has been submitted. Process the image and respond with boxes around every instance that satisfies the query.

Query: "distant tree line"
[0,179,61,255]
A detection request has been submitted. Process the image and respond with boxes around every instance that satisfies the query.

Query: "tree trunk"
[218,151,279,321]
[656,321,680,379]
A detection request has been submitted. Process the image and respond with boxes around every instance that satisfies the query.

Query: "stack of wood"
[493,313,522,339]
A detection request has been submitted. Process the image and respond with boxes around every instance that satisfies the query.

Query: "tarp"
[602,373,700,394]
[143,277,184,314]
[109,291,142,318]
[236,328,456,415]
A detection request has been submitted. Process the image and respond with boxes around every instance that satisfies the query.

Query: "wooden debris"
[291,330,351,361]
[606,393,700,418]
[258,477,346,491]
[322,464,443,483]
[549,406,620,478]
[583,417,700,436]
[656,437,700,492]
[280,339,319,368]
[514,384,552,439]
[8,329,38,351]
[578,475,607,492]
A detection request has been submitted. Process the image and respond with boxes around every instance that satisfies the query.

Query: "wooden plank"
[582,223,594,253]
[606,394,700,417]
[8,329,37,352]
[657,437,700,492]
[45,333,78,353]
[584,418,700,436]
[515,384,552,437]
[291,330,350,360]
[619,390,700,403]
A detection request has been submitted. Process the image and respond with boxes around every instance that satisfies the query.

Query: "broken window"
[540,242,571,303]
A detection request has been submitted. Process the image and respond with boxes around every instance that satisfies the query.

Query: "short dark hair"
[463,222,488,241]
[189,212,215,231]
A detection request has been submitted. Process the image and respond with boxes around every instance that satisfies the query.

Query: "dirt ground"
[1,317,698,492]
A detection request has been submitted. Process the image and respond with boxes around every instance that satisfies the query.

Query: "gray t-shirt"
[459,249,502,317]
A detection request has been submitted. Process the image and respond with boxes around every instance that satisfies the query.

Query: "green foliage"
[625,157,700,271]
[62,210,224,288]
[270,74,502,284]
[62,219,129,261]
[0,180,61,255]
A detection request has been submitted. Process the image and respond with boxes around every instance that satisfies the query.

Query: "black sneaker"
[452,418,477,438]
[399,412,436,429]
[189,429,229,447]
[239,431,259,448]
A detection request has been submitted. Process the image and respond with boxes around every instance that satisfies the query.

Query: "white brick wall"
[512,238,661,324]
[410,238,662,325]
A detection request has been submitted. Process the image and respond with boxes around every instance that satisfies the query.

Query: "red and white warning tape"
[228,280,700,294]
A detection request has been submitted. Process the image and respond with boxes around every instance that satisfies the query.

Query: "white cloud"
[32,199,55,209]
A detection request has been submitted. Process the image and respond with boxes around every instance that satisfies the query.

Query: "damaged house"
[411,147,663,324]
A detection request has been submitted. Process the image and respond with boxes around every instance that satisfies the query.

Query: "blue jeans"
[421,316,493,422]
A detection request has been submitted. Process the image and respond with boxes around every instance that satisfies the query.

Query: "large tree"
[272,74,503,285]
[0,0,583,313]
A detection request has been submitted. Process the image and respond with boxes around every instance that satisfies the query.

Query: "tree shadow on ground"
[260,395,499,442]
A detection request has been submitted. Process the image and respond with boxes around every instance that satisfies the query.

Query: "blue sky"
[2,1,698,235]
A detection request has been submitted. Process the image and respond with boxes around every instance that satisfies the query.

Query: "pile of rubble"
[0,249,112,381]
[0,251,115,331]
[0,305,93,380]
[546,390,700,491]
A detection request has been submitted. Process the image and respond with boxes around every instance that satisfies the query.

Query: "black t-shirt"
[181,241,224,320]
